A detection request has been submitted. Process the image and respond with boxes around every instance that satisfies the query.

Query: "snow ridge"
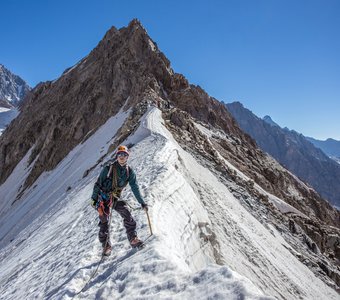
[0,108,338,299]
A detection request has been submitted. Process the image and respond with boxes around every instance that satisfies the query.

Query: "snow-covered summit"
[0,107,338,300]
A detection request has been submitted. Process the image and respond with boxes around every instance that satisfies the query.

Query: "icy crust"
[0,108,338,300]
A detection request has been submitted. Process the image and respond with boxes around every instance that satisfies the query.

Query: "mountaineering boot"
[130,237,144,248]
[102,242,112,256]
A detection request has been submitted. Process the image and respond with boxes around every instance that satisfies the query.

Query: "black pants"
[98,200,137,246]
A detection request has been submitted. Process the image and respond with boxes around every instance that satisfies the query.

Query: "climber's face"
[117,152,129,165]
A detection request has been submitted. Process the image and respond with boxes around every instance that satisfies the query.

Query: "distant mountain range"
[306,137,340,162]
[0,64,30,135]
[227,101,340,208]
[261,115,340,162]
[0,64,31,108]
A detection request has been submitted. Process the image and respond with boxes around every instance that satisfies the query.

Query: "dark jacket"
[91,161,145,205]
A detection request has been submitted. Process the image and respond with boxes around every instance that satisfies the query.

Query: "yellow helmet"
[116,145,129,156]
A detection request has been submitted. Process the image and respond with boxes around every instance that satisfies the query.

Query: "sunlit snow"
[0,107,337,300]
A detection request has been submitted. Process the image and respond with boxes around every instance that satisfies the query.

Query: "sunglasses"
[117,152,129,158]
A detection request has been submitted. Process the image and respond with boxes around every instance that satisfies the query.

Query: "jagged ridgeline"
[0,19,339,293]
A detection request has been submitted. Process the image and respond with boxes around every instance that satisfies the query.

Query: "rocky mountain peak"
[98,19,147,51]
[126,18,148,36]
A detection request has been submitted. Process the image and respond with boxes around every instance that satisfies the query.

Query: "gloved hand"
[91,199,98,209]
[141,203,148,211]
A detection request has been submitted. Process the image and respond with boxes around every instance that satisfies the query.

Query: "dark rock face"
[227,101,340,208]
[0,64,30,107]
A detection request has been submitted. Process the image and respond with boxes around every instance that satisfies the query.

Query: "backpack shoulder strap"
[126,165,130,181]
[106,160,118,178]
[112,162,118,189]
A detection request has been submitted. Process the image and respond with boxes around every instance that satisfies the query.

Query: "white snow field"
[0,107,338,300]
[0,108,19,136]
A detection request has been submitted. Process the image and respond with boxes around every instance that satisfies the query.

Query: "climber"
[90,145,148,255]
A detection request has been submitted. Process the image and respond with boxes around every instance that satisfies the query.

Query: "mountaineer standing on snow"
[90,145,148,255]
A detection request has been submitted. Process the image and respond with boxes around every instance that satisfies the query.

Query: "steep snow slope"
[0,108,130,247]
[0,108,337,300]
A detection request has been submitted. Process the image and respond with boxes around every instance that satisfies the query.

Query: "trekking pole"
[145,209,153,236]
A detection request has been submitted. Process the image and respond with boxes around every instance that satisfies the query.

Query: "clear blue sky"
[1,0,339,140]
